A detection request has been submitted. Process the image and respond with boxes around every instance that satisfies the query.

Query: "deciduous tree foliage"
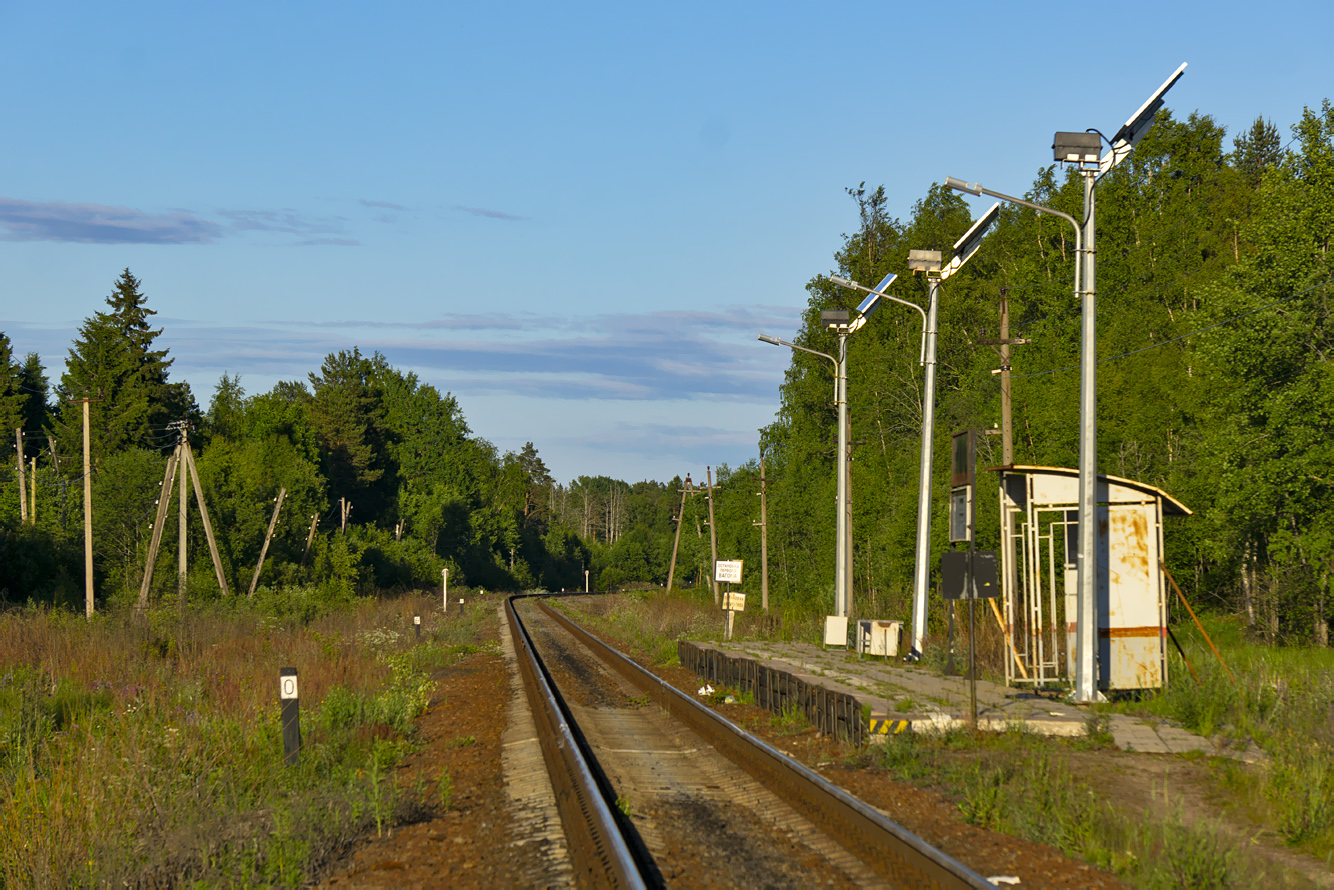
[6,99,1333,649]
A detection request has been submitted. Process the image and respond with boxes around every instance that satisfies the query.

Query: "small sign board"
[279,668,299,700]
[714,560,743,584]
[941,550,1000,600]
[949,487,973,543]
[722,592,746,612]
[951,429,976,488]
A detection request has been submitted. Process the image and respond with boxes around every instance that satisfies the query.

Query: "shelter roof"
[990,465,1192,516]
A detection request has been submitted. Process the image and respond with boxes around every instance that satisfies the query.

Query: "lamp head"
[908,249,942,273]
[945,176,981,196]
[821,310,851,329]
[1052,131,1102,164]
[757,334,781,345]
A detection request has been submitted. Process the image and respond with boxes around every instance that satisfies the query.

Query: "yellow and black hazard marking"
[868,718,911,735]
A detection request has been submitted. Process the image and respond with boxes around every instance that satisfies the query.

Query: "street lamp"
[758,274,891,623]
[832,205,1000,661]
[946,62,1185,702]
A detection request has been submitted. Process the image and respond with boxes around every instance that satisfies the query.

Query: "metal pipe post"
[835,333,850,617]
[909,276,941,657]
[1075,171,1099,702]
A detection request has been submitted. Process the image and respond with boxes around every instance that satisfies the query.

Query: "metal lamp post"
[944,59,1185,702]
[832,203,1000,662]
[759,277,888,621]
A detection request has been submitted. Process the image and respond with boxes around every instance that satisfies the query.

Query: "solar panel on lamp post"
[1058,62,1186,702]
[758,277,890,627]
[833,205,999,662]
[943,59,1185,703]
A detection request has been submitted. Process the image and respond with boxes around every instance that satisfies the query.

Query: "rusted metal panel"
[1099,503,1165,690]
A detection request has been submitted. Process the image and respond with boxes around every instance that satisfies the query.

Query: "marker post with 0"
[279,667,301,765]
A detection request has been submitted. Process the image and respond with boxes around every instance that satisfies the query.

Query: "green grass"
[1098,614,1334,859]
[770,701,809,735]
[0,590,487,886]
[869,728,1261,887]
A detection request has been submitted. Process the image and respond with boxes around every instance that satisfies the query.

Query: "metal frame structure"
[997,466,1190,691]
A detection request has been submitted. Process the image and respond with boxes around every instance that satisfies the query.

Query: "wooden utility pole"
[754,458,769,611]
[30,457,36,526]
[978,288,1030,466]
[64,394,102,617]
[301,513,319,566]
[16,430,27,522]
[83,400,91,616]
[706,466,719,606]
[340,497,351,532]
[665,474,693,593]
[249,487,286,597]
[178,425,189,601]
[138,425,230,605]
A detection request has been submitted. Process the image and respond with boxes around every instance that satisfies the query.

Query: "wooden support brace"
[138,445,181,609]
[183,445,229,595]
[1162,562,1234,683]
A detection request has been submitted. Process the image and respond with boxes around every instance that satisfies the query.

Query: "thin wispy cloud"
[298,237,360,247]
[216,208,347,236]
[359,199,408,211]
[143,304,798,403]
[451,204,527,221]
[0,197,222,244]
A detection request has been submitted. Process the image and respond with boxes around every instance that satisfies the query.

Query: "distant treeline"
[3,101,1332,646]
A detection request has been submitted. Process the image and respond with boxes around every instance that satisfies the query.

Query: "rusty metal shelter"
[996,466,1191,692]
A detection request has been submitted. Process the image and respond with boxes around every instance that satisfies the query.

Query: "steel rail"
[504,595,647,888]
[535,598,995,890]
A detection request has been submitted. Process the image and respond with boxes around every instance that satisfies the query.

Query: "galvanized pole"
[908,276,941,657]
[834,332,850,617]
[999,289,1014,466]
[1075,171,1099,703]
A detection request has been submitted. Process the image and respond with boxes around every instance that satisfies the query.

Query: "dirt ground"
[319,601,1330,888]
[319,613,537,889]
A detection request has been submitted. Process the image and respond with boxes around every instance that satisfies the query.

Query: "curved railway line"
[505,593,995,889]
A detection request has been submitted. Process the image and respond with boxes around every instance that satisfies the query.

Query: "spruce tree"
[54,269,196,473]
[0,333,26,442]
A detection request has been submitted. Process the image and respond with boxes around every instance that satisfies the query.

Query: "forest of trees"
[2,100,1331,646]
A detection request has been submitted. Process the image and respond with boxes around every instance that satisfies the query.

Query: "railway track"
[505,593,995,889]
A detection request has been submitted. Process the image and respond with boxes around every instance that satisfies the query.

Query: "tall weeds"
[0,591,484,886]
[1151,618,1334,855]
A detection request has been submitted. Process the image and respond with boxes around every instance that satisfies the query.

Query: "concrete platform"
[691,638,1262,762]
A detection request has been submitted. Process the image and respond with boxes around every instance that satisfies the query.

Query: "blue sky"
[2,1,1330,483]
